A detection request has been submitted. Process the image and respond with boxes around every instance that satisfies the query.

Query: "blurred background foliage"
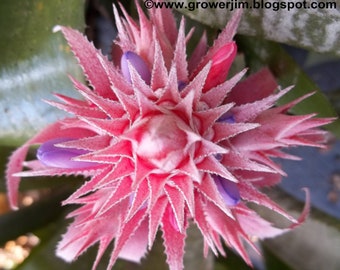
[0,0,340,269]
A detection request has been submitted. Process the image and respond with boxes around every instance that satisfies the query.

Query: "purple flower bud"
[213,175,240,206]
[217,113,235,123]
[214,153,223,161]
[177,80,186,92]
[121,51,151,85]
[37,138,97,169]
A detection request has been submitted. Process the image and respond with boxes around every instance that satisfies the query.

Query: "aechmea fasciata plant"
[6,1,333,270]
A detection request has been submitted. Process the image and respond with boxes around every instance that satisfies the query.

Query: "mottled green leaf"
[236,35,340,137]
[0,0,85,146]
[174,0,340,56]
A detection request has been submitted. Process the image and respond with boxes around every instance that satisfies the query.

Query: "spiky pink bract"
[6,2,333,270]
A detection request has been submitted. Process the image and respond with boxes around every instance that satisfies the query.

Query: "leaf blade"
[175,0,340,56]
[0,0,86,146]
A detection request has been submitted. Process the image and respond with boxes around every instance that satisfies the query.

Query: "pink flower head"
[6,2,333,270]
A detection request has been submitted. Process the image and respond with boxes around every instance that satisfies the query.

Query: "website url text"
[143,0,337,11]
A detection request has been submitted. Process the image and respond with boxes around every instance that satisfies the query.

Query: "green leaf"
[14,214,114,270]
[261,188,340,270]
[0,0,85,146]
[0,191,68,246]
[236,35,340,137]
[262,244,294,270]
[184,225,214,270]
[174,0,340,56]
[214,248,254,270]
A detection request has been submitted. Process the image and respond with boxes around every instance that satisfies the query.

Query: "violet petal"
[37,138,98,169]
[121,51,151,85]
[177,80,187,92]
[217,113,235,123]
[213,174,240,206]
[214,153,223,161]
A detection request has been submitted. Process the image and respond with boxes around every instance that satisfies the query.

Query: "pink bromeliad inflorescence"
[6,1,333,270]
